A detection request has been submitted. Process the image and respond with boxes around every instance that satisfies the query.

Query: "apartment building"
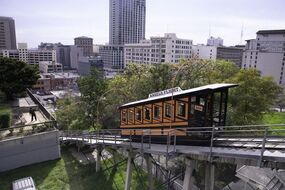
[242,30,285,87]
[124,33,193,65]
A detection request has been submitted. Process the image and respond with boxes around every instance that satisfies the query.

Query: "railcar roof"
[120,83,238,108]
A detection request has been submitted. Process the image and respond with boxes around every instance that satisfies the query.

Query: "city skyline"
[1,0,285,48]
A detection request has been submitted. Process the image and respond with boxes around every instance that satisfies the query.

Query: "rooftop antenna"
[240,23,244,45]
[209,24,211,37]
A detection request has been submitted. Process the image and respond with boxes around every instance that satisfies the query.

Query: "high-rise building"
[242,30,285,87]
[207,36,223,47]
[100,0,146,70]
[56,45,82,70]
[124,33,192,65]
[0,16,17,50]
[109,0,146,45]
[74,36,93,57]
[39,42,83,70]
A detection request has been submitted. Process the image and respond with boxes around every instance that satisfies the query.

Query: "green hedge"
[0,105,11,129]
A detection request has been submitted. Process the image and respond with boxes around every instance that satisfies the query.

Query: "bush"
[0,112,10,129]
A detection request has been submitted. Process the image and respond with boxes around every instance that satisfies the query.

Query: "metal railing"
[0,121,57,141]
[27,89,56,122]
[60,124,285,164]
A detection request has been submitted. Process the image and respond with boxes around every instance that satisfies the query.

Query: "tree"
[0,58,39,100]
[77,68,107,129]
[55,97,89,130]
[228,69,282,125]
[276,91,285,112]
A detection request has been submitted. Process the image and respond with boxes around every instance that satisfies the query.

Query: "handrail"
[26,88,56,122]
[60,124,285,153]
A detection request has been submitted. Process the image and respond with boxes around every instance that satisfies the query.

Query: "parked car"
[12,177,36,190]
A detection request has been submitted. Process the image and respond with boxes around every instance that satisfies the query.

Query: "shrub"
[0,112,10,129]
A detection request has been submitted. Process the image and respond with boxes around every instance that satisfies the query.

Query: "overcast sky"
[1,0,285,48]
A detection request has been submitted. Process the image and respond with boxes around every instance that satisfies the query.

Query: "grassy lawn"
[0,147,164,190]
[262,112,285,124]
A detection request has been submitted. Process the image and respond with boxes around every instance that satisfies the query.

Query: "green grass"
[262,112,285,124]
[0,147,165,190]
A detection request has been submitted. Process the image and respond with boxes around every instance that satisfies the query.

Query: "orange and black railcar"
[119,83,237,144]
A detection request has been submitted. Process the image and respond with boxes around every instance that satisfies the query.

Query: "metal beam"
[96,146,103,172]
[144,154,154,190]
[125,151,135,190]
[182,159,196,190]
[205,162,215,190]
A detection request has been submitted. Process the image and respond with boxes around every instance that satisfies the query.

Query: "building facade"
[39,42,83,70]
[207,36,223,47]
[0,43,56,65]
[192,45,217,61]
[242,30,285,87]
[99,45,124,69]
[33,72,79,91]
[124,33,193,65]
[0,16,17,50]
[39,61,63,73]
[109,0,146,45]
[217,46,244,67]
[74,36,93,57]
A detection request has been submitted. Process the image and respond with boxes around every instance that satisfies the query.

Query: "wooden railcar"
[119,83,237,143]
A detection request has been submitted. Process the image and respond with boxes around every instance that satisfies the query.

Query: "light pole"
[96,87,128,130]
[169,61,188,129]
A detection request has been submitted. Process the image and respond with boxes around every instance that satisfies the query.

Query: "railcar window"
[145,107,151,120]
[122,111,127,123]
[165,103,172,118]
[154,106,161,119]
[200,98,205,106]
[128,109,134,122]
[190,97,196,114]
[177,102,186,117]
[135,108,142,121]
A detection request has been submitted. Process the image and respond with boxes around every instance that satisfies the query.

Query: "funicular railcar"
[119,83,237,144]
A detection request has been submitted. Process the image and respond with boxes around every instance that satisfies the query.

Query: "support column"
[205,162,215,190]
[96,146,103,172]
[125,151,135,190]
[144,154,154,190]
[182,159,196,190]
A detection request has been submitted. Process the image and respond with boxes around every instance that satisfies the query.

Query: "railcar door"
[189,95,209,127]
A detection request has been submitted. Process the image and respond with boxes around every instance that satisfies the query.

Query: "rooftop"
[121,83,238,107]
[256,29,285,35]
[74,36,93,39]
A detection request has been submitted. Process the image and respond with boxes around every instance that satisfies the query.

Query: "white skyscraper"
[109,0,146,45]
[100,0,146,70]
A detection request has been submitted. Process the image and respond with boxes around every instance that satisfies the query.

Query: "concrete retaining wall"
[0,130,61,172]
